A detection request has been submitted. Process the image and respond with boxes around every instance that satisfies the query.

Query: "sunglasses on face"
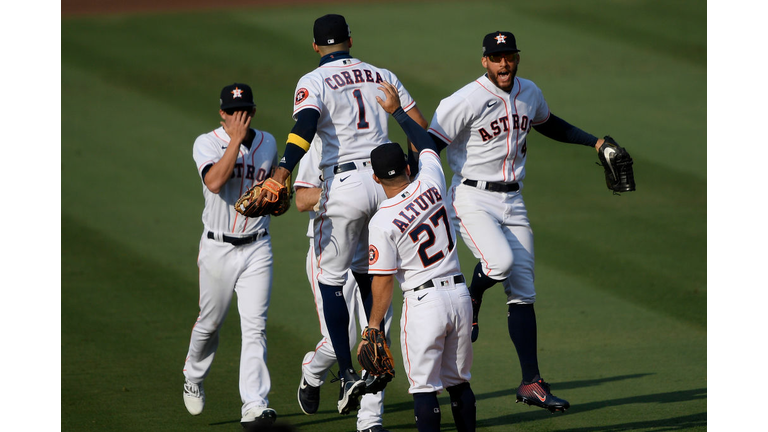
[486,53,518,63]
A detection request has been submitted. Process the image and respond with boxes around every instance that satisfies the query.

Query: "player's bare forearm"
[368,274,395,330]
[295,187,321,212]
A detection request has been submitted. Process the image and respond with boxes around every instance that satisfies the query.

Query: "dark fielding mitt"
[358,326,395,390]
[597,136,635,194]
[235,174,292,218]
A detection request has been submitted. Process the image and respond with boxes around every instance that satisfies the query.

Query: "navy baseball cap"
[313,14,351,46]
[482,31,520,56]
[220,83,256,110]
[371,143,407,179]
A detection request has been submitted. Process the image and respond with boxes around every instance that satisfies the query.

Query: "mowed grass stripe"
[62,1,705,430]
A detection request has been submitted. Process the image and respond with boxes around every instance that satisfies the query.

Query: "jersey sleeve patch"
[295,88,309,105]
[368,245,379,265]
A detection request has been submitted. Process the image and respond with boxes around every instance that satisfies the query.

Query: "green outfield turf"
[62,1,706,430]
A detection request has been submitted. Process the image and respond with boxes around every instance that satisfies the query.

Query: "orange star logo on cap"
[495,34,507,44]
[231,87,243,98]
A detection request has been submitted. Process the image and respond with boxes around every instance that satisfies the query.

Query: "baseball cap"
[220,83,256,111]
[313,14,351,46]
[371,143,407,179]
[482,31,520,56]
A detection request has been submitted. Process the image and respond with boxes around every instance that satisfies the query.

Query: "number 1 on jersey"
[352,89,370,129]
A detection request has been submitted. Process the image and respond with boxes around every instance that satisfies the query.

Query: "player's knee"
[485,252,514,280]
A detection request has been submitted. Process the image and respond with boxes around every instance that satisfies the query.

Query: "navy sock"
[507,303,540,383]
[352,271,373,321]
[447,382,476,432]
[468,262,499,300]
[318,282,353,371]
[413,392,441,432]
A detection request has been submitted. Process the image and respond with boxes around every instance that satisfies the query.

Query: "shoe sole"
[515,395,569,413]
[297,376,319,416]
[338,380,366,415]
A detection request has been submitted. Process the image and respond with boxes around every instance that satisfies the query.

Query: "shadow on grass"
[209,374,705,431]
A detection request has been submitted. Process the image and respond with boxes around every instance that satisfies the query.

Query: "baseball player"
[362,81,476,432]
[426,31,623,412]
[258,14,428,414]
[294,140,394,432]
[183,83,278,428]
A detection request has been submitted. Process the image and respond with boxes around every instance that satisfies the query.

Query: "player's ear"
[312,42,320,54]
[372,173,381,185]
[481,56,488,69]
[219,109,227,119]
[347,38,353,49]
[405,165,411,178]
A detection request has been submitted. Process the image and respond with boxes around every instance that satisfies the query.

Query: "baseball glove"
[597,136,635,194]
[235,175,292,218]
[357,326,395,385]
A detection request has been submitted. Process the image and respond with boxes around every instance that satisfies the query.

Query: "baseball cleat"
[240,407,277,430]
[515,376,570,413]
[362,369,391,394]
[470,296,481,343]
[183,379,205,415]
[298,374,321,415]
[337,368,366,415]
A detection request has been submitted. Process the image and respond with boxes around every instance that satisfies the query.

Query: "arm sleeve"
[279,109,320,171]
[532,113,598,147]
[392,107,437,153]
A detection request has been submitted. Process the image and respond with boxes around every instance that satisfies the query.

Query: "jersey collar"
[319,51,353,66]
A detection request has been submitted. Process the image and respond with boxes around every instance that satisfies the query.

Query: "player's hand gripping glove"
[597,136,636,194]
[234,174,292,218]
[357,326,395,384]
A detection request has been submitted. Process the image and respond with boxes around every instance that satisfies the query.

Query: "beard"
[489,66,517,92]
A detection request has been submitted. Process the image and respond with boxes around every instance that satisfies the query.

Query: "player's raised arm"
[376,81,437,154]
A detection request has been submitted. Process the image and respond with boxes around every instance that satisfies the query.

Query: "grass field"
[61,1,706,431]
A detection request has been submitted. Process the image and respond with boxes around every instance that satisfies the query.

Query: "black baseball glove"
[357,326,395,390]
[597,136,635,194]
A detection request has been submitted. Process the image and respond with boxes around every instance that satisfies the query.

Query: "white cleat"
[183,379,205,415]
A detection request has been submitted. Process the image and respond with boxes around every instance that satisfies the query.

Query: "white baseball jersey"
[429,75,546,304]
[368,149,461,290]
[428,75,550,184]
[185,125,278,417]
[193,127,277,235]
[367,149,472,393]
[293,55,416,170]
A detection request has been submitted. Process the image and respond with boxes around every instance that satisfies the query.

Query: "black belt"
[412,275,465,292]
[333,160,369,174]
[207,229,267,246]
[463,179,519,192]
